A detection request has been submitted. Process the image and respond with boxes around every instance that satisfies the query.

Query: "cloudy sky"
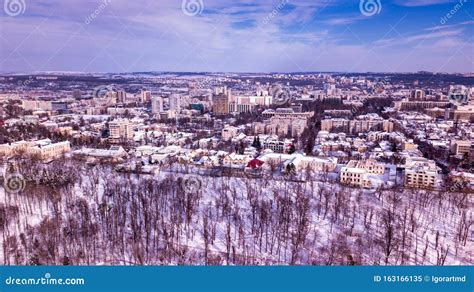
[0,0,473,73]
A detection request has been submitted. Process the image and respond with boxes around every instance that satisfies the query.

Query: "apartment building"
[141,90,152,103]
[151,96,164,114]
[451,105,474,122]
[262,108,314,119]
[254,117,308,138]
[0,139,71,160]
[229,92,273,114]
[404,157,440,189]
[22,100,52,111]
[254,108,311,138]
[28,141,71,160]
[450,140,472,156]
[411,89,426,100]
[109,119,134,143]
[394,101,449,111]
[340,159,386,188]
[346,159,385,175]
[340,167,368,188]
[212,93,229,115]
[282,154,337,173]
[221,126,238,141]
[261,136,292,153]
[321,117,393,135]
[257,153,337,173]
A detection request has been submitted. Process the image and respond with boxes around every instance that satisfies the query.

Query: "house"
[223,153,252,167]
[247,158,265,169]
[222,126,238,141]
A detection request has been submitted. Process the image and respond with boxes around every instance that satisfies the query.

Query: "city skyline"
[0,0,473,73]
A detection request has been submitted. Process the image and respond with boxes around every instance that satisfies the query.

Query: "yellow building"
[0,139,71,160]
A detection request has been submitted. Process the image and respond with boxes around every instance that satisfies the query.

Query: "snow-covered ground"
[1,160,472,265]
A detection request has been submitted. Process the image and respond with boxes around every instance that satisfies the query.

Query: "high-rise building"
[116,90,127,103]
[212,93,229,115]
[324,83,337,96]
[109,119,134,143]
[141,90,152,103]
[169,94,181,111]
[215,86,232,99]
[151,96,164,114]
[73,89,81,99]
[411,89,426,100]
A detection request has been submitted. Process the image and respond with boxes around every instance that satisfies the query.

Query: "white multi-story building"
[109,119,134,143]
[116,90,127,103]
[450,140,472,156]
[340,159,387,188]
[229,90,273,113]
[22,100,52,111]
[151,96,164,114]
[141,90,152,103]
[261,136,293,153]
[169,94,181,111]
[222,126,238,141]
[257,153,337,173]
[404,157,440,189]
[340,167,368,188]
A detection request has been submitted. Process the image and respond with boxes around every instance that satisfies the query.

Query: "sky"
[0,0,473,73]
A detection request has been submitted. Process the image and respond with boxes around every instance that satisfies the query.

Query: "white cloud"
[0,0,472,73]
[394,0,460,7]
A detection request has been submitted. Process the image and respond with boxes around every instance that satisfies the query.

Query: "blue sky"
[0,0,473,73]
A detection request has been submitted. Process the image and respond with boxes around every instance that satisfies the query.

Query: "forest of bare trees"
[1,159,472,266]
